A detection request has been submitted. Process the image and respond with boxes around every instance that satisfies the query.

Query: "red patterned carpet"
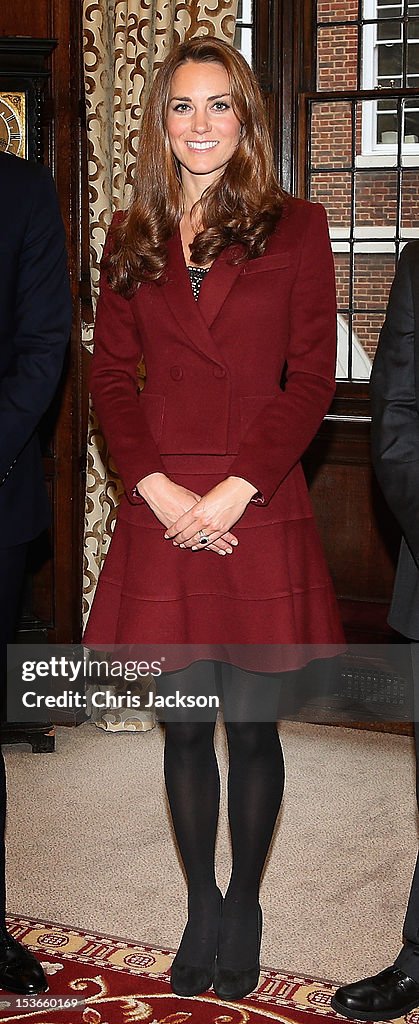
[0,917,403,1022]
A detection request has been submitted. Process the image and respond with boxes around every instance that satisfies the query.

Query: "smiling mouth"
[186,141,219,150]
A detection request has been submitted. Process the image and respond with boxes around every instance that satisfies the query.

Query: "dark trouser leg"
[219,664,285,969]
[0,542,28,926]
[394,851,419,982]
[159,662,221,967]
[393,644,419,981]
[0,756,5,928]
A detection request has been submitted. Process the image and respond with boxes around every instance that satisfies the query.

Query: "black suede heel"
[170,961,216,997]
[170,889,223,997]
[214,903,262,1001]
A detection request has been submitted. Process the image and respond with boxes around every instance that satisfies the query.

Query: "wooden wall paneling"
[254,0,280,173]
[48,0,83,643]
[1,0,83,644]
[254,0,304,192]
[0,3,49,37]
[304,421,400,628]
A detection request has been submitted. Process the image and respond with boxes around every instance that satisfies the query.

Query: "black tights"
[161,662,285,968]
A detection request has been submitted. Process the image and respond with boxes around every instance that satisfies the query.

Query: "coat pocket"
[242,253,290,274]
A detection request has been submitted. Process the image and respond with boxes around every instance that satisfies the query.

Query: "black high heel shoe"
[213,902,262,1002]
[170,889,223,997]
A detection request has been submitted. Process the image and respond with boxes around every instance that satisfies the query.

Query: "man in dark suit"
[332,241,419,1020]
[0,150,71,993]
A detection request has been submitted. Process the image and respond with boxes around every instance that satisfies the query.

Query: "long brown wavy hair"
[106,36,287,296]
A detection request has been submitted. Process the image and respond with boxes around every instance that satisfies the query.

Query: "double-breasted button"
[213,365,226,378]
[170,365,183,381]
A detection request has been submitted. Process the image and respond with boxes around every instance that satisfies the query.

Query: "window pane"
[353,253,397,310]
[334,252,351,308]
[407,40,419,77]
[317,24,358,90]
[233,25,252,65]
[311,102,353,167]
[377,42,403,84]
[236,0,253,19]
[403,97,419,138]
[310,172,353,228]
[401,169,419,228]
[377,19,402,39]
[355,170,398,227]
[352,313,388,376]
[355,101,363,157]
[377,0,403,14]
[336,316,351,379]
[377,101,398,142]
[318,0,358,19]
[377,98,397,111]
[314,2,414,380]
[408,18,419,39]
[377,6,403,18]
[336,315,374,380]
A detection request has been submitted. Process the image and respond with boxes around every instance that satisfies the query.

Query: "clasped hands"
[136,472,258,556]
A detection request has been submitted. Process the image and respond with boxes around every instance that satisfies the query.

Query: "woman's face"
[166,60,242,189]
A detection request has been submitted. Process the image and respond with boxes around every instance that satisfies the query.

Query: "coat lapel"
[160,228,245,364]
[197,246,245,329]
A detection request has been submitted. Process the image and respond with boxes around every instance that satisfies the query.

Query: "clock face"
[0,92,26,157]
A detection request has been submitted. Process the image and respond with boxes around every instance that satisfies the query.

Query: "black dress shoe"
[332,966,419,1021]
[213,903,262,1002]
[170,889,223,997]
[170,962,216,997]
[0,927,48,995]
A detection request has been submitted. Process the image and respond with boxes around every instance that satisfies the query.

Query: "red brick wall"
[333,254,397,361]
[317,0,358,20]
[333,254,350,308]
[355,172,398,226]
[317,23,358,92]
[353,254,396,308]
[311,102,352,167]
[310,172,352,226]
[401,170,419,227]
[353,312,388,361]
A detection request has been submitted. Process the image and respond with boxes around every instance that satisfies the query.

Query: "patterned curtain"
[82,0,238,730]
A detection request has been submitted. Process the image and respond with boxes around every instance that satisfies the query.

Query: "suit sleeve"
[370,244,419,566]
[0,165,72,482]
[89,215,167,503]
[228,203,337,504]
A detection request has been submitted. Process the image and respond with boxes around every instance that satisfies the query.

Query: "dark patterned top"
[187,265,210,300]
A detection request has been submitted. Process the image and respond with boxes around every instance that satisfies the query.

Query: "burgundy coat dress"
[84,196,344,671]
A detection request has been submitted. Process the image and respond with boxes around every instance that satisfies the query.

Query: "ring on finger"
[198,529,210,546]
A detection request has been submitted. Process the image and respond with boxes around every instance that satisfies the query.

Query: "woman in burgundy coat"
[84,36,343,1003]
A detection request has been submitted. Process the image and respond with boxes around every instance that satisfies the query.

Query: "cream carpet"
[3,721,418,985]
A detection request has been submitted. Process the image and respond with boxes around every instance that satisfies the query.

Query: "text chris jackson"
[21,690,221,710]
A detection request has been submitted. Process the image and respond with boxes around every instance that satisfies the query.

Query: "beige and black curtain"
[82,1,238,728]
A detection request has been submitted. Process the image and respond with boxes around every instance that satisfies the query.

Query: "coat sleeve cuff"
[228,456,278,505]
[130,484,144,504]
[126,464,167,505]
